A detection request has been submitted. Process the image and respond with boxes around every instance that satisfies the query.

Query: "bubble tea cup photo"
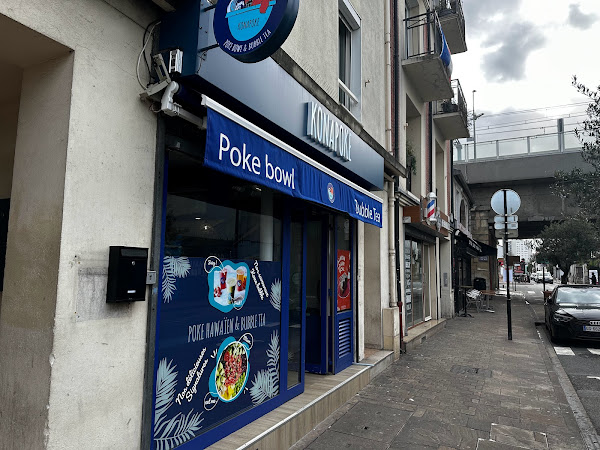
[236,268,246,292]
[226,277,237,301]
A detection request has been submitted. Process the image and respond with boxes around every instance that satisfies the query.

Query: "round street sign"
[491,189,521,215]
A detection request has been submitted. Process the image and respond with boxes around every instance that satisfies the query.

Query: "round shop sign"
[214,0,300,63]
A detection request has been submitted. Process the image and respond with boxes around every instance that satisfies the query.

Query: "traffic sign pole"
[504,190,512,341]
[492,188,519,341]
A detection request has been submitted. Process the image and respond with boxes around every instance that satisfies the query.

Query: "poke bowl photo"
[215,341,249,402]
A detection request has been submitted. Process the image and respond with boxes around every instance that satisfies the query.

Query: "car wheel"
[549,325,561,344]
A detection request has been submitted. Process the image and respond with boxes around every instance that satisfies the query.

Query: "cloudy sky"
[452,0,600,142]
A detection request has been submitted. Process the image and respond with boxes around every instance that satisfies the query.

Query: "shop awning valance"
[202,96,383,228]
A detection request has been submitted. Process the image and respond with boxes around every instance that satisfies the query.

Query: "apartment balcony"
[433,0,467,54]
[402,11,453,102]
[433,79,469,140]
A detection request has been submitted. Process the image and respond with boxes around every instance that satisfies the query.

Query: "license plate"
[583,325,600,332]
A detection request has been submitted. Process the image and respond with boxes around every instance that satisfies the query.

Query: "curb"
[525,300,600,450]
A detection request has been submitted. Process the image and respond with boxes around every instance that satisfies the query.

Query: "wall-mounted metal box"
[106,246,148,302]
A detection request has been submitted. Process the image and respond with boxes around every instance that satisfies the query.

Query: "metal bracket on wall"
[146,270,157,285]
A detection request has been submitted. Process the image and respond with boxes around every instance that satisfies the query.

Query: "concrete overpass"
[454,132,590,239]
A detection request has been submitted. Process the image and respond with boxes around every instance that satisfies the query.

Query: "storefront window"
[287,211,303,388]
[153,155,285,449]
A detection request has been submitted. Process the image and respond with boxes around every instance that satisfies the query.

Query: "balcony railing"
[432,79,469,139]
[454,130,589,162]
[403,11,453,101]
[433,0,466,53]
[433,80,467,117]
[405,11,445,62]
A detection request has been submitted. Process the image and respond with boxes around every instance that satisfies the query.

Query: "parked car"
[534,271,552,283]
[544,285,600,343]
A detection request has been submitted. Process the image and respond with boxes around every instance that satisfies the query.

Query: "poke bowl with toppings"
[214,340,249,402]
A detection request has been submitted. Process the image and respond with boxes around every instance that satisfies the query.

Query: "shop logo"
[327,183,335,203]
[214,0,299,63]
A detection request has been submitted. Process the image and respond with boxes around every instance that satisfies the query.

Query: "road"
[511,280,600,434]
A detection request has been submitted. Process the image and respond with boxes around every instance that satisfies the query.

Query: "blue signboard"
[152,256,282,449]
[214,0,299,63]
[204,108,383,228]
[158,2,385,189]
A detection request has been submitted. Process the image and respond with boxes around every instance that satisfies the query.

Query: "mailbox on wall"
[106,246,148,302]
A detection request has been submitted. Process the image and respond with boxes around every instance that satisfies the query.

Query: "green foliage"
[535,217,599,283]
[553,77,600,216]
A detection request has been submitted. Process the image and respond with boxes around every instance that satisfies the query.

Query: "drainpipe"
[384,0,392,154]
[385,0,397,311]
[428,104,433,193]
[388,181,396,308]
[392,0,405,350]
[450,140,458,315]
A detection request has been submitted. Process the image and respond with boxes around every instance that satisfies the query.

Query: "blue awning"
[202,96,383,228]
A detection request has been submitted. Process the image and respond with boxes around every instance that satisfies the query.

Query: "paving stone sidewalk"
[291,298,591,450]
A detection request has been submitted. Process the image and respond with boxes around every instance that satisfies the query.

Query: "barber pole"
[426,192,437,222]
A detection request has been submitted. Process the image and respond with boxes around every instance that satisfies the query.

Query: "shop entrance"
[404,239,432,328]
[305,209,354,375]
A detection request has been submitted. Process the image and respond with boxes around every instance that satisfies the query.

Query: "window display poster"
[153,256,282,450]
[337,250,351,311]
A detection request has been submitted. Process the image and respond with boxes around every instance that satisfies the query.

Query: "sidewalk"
[291,297,593,450]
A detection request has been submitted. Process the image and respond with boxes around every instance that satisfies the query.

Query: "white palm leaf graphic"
[249,331,280,405]
[162,256,191,303]
[154,359,177,429]
[269,279,281,311]
[153,358,203,450]
[267,331,280,385]
[249,370,272,405]
[154,409,204,450]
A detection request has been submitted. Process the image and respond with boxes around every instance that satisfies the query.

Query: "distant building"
[508,239,535,263]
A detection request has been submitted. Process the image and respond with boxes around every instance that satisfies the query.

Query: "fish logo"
[226,0,276,42]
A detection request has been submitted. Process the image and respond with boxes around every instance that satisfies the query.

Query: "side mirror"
[543,290,553,303]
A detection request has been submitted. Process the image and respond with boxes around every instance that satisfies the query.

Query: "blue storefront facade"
[148,1,387,448]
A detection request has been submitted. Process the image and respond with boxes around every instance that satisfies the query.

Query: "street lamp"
[472,90,484,160]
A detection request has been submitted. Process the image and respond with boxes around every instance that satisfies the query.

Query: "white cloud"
[453,0,600,119]
[567,3,598,29]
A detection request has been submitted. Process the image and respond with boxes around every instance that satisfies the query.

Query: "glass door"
[305,213,327,374]
[424,243,432,320]
[411,240,424,325]
[287,209,305,388]
[404,238,426,328]
[304,210,354,374]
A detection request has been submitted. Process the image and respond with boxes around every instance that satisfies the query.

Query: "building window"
[338,0,361,118]
[460,199,467,227]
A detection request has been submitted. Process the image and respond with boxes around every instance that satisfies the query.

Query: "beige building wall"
[282,0,387,146]
[284,1,397,355]
[0,1,159,448]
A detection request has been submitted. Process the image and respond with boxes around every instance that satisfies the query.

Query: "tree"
[553,77,600,217]
[535,218,599,284]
